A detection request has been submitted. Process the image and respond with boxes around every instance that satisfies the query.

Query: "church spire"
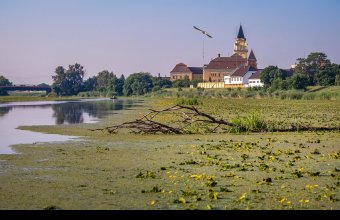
[233,24,248,59]
[248,49,257,69]
[237,25,246,40]
[248,49,256,60]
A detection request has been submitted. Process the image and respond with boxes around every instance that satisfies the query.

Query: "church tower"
[248,49,257,69]
[233,25,248,59]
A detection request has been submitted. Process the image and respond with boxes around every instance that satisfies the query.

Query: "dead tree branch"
[91,105,246,134]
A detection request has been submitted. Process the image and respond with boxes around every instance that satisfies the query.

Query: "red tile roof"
[206,54,246,70]
[249,70,262,79]
[230,66,257,77]
[170,63,191,73]
[171,63,202,74]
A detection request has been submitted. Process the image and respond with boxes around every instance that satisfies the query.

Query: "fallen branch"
[91,104,246,134]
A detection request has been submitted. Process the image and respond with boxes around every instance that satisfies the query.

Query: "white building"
[248,70,264,87]
[224,66,258,87]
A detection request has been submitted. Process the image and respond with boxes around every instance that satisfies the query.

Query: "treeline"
[50,63,174,97]
[0,75,13,95]
[261,52,340,91]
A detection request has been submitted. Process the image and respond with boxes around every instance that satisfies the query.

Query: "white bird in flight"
[193,26,213,38]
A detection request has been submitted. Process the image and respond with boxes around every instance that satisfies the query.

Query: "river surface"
[0,98,137,154]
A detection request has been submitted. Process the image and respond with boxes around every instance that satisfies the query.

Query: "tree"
[260,66,286,86]
[0,75,12,86]
[294,52,331,85]
[172,75,191,88]
[192,77,203,88]
[96,70,114,93]
[315,64,340,86]
[116,75,125,96]
[82,76,97,91]
[51,63,85,96]
[271,78,289,91]
[152,76,172,89]
[0,75,13,96]
[123,72,153,96]
[288,73,309,90]
[37,83,50,87]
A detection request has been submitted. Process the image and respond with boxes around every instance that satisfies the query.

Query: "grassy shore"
[0,97,339,210]
[0,95,85,103]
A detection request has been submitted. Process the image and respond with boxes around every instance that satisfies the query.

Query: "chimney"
[218,53,221,57]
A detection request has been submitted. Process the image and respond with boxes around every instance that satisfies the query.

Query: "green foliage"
[51,63,85,96]
[260,66,286,86]
[123,72,153,96]
[94,71,124,96]
[315,64,340,86]
[288,73,309,90]
[176,97,200,105]
[172,75,191,88]
[82,76,97,92]
[231,113,267,132]
[136,170,156,179]
[0,75,13,96]
[336,75,340,86]
[0,75,12,86]
[294,52,331,85]
[191,77,203,88]
[152,76,172,89]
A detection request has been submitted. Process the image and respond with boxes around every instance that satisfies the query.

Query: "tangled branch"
[91,105,246,134]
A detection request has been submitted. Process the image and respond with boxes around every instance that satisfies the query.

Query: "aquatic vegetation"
[136,171,156,179]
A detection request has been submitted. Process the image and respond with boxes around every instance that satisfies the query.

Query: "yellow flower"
[150,201,155,205]
[305,200,309,203]
[168,190,173,194]
[299,199,304,203]
[239,193,247,201]
[279,198,286,203]
[287,201,291,205]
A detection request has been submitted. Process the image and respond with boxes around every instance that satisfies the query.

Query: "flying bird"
[193,26,213,38]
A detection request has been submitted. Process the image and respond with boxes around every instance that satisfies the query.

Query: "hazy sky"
[1,0,340,84]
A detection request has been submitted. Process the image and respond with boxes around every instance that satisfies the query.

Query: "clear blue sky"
[1,0,339,84]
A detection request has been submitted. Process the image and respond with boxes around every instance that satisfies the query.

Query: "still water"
[0,98,137,154]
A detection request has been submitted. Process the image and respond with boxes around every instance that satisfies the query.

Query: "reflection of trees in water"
[0,107,12,117]
[51,99,140,124]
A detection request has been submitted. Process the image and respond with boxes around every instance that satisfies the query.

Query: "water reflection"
[0,99,139,124]
[0,107,11,117]
[0,98,142,154]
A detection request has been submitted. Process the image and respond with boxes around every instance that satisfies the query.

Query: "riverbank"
[0,97,339,210]
[0,95,88,103]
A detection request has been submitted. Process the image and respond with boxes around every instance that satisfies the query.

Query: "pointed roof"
[237,25,246,40]
[248,49,257,60]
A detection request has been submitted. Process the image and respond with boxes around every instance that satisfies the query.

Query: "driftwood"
[91,105,246,134]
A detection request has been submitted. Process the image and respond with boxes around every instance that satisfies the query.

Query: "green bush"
[176,98,200,105]
[230,113,268,132]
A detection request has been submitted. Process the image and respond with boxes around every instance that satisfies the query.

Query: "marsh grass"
[229,113,268,132]
[0,96,339,210]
